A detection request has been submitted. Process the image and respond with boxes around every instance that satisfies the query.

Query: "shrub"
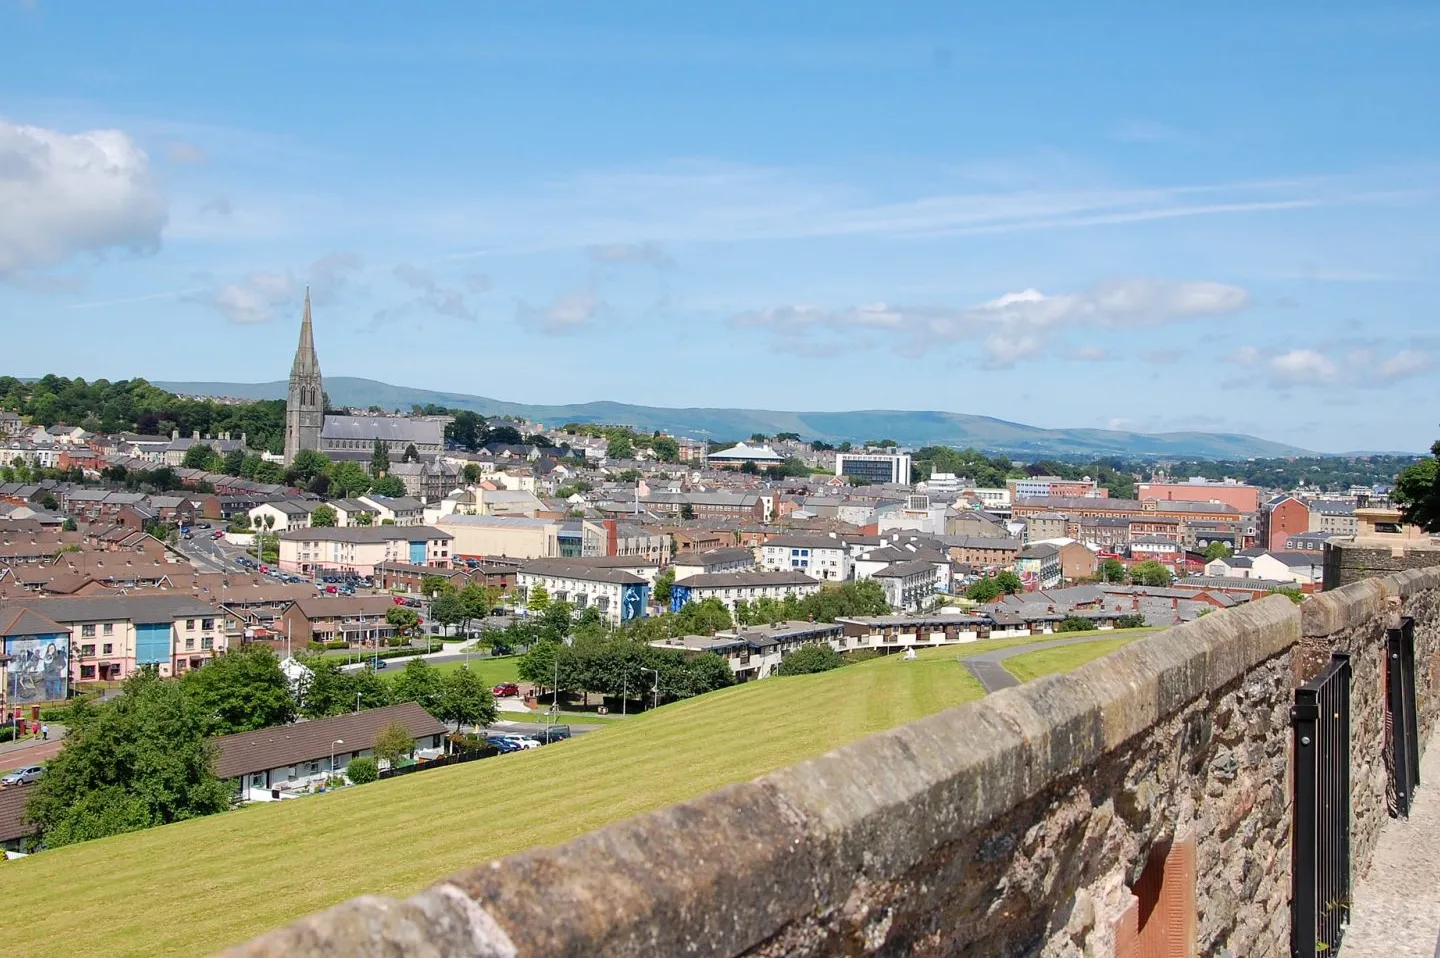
[1057,616,1094,633]
[776,643,846,676]
[1115,613,1147,629]
[324,640,350,650]
[841,649,880,665]
[345,757,379,784]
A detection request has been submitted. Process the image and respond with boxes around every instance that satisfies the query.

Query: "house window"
[80,665,96,679]
[250,773,265,788]
[202,636,213,650]
[202,618,215,631]
[185,637,195,651]
[102,623,114,635]
[81,624,96,637]
[81,644,95,656]
[186,619,196,631]
[102,643,113,654]
[307,761,320,775]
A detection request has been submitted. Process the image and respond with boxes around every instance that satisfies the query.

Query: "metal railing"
[1291,652,1352,958]
[1386,617,1422,817]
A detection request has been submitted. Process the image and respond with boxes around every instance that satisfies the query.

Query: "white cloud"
[516,289,602,335]
[1269,349,1339,383]
[1378,349,1435,378]
[0,118,167,279]
[1254,345,1434,388]
[1231,345,1261,366]
[194,253,362,324]
[1074,345,1109,361]
[731,278,1250,366]
[588,242,675,269]
[385,262,479,321]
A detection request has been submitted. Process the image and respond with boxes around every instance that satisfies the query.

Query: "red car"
[393,596,407,605]
[491,683,520,698]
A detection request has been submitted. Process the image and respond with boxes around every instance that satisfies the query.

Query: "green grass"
[1002,636,1141,683]
[377,655,521,686]
[1,645,988,958]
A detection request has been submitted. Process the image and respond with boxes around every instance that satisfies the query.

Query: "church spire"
[292,287,320,377]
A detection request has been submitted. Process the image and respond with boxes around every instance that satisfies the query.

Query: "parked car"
[1,765,44,786]
[491,683,520,698]
[212,530,225,539]
[196,522,210,529]
[489,738,525,754]
[535,725,572,744]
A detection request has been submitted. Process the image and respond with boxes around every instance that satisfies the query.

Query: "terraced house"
[276,526,453,577]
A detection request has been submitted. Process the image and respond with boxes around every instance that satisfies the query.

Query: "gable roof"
[212,702,446,779]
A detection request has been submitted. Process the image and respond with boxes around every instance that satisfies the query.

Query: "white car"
[499,735,541,750]
[0,765,43,786]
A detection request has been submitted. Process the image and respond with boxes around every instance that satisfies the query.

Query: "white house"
[670,570,821,614]
[870,559,940,611]
[516,560,652,626]
[358,494,425,526]
[758,533,852,581]
[671,547,756,582]
[248,500,318,533]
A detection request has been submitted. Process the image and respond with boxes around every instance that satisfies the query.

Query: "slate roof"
[518,561,649,585]
[213,703,446,779]
[680,570,819,588]
[320,416,445,446]
[0,784,37,843]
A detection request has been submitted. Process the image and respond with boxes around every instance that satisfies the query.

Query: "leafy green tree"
[254,460,285,484]
[995,570,1024,594]
[353,510,373,526]
[25,671,232,848]
[389,658,443,713]
[776,643,845,676]
[420,575,451,597]
[651,436,679,462]
[526,583,551,612]
[536,600,575,643]
[653,567,676,606]
[182,645,296,735]
[679,503,697,521]
[182,443,216,470]
[1100,558,1128,583]
[222,448,247,476]
[385,605,421,636]
[345,756,379,784]
[403,443,420,463]
[462,462,483,484]
[966,578,1002,603]
[328,460,372,498]
[373,722,415,767]
[431,589,464,634]
[1394,443,1440,531]
[446,410,484,450]
[672,597,732,635]
[740,460,760,475]
[1266,586,1306,604]
[371,475,406,497]
[310,504,337,527]
[683,652,735,694]
[371,438,391,476]
[352,666,392,711]
[439,666,497,731]
[1203,541,1233,561]
[749,433,769,443]
[1130,560,1174,587]
[458,582,499,635]
[38,492,59,511]
[518,639,559,689]
[1057,616,1094,633]
[1115,614,1148,629]
[607,434,633,459]
[61,517,77,532]
[289,449,331,486]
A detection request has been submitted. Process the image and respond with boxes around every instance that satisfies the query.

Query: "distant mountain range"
[153,376,1313,460]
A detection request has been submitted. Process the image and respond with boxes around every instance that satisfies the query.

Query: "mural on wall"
[5,633,70,705]
[669,584,692,614]
[620,584,649,624]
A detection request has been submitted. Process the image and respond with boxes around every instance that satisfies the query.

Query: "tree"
[353,510,373,526]
[517,639,559,689]
[254,459,285,484]
[328,460,372,498]
[1130,560,1174,587]
[672,597,732,635]
[290,449,331,486]
[607,434,633,459]
[527,583,551,612]
[447,410,484,450]
[373,722,415,767]
[182,645,296,735]
[310,504,337,527]
[653,567,676,606]
[371,438,391,476]
[995,570,1024,594]
[345,756,379,784]
[385,605,421,636]
[352,666,393,711]
[776,643,845,676]
[38,492,59,511]
[740,460,760,475]
[390,658,444,714]
[966,578,1002,603]
[403,443,420,463]
[25,671,232,848]
[420,575,451,598]
[1115,614,1147,629]
[431,589,464,634]
[1203,541,1234,561]
[679,503,697,521]
[462,462,483,484]
[222,448,247,476]
[182,443,216,470]
[1057,616,1094,633]
[749,433,769,443]
[439,666,497,731]
[1100,558,1128,583]
[61,517,77,532]
[1394,443,1440,532]
[652,436,679,462]
[371,475,406,497]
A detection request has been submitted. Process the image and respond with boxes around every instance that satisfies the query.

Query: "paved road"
[172,533,250,574]
[962,636,1132,693]
[0,725,68,774]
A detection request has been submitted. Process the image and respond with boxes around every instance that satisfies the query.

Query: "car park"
[1,765,45,786]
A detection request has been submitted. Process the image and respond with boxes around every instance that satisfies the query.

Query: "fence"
[1291,652,1353,958]
[1386,616,1422,817]
[376,746,497,780]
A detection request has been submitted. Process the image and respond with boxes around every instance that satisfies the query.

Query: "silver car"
[0,765,43,786]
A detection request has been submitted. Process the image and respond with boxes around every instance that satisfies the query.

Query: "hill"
[153,376,1311,459]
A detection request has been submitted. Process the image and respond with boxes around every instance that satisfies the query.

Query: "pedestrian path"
[962,635,1127,693]
[1341,730,1440,958]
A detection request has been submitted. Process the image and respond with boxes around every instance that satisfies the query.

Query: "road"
[172,532,252,574]
[961,636,1130,693]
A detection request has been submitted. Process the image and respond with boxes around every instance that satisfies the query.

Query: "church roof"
[321,416,445,445]
[290,289,322,380]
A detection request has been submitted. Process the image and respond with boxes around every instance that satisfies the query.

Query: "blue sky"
[1,2,1436,453]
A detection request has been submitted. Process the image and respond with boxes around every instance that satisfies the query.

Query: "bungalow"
[215,702,448,802]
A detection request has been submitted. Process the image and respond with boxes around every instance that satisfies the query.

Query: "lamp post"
[355,691,361,713]
[640,666,659,712]
[551,636,573,739]
[330,738,344,780]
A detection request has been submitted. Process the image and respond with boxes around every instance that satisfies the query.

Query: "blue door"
[409,541,426,564]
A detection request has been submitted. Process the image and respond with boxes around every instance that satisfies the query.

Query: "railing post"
[1386,617,1421,816]
[1291,692,1320,958]
[1291,652,1351,958]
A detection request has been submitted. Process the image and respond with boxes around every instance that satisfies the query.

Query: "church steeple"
[283,289,325,464]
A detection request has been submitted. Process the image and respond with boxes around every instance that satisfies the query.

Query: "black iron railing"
[1291,652,1352,958]
[1386,616,1422,817]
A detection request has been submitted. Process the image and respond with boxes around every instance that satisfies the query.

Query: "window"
[81,624,96,637]
[202,618,215,631]
[250,773,265,788]
[202,636,213,650]
[102,643,113,655]
[186,619,196,631]
[102,623,114,635]
[80,644,95,656]
[80,665,96,679]
[185,637,195,651]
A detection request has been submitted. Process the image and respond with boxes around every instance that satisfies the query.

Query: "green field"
[1,633,1144,957]
[377,655,520,686]
[1003,636,1140,683]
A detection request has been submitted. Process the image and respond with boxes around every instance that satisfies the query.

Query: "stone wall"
[1324,537,1440,589]
[224,569,1440,958]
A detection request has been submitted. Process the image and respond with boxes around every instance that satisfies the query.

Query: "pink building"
[1136,481,1259,515]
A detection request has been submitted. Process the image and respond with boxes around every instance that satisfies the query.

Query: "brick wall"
[224,568,1440,958]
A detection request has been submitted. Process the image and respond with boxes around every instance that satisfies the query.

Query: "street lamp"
[640,666,659,712]
[551,636,573,737]
[330,738,344,779]
[355,691,362,713]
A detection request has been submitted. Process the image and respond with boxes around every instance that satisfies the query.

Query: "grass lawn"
[378,655,521,686]
[1,644,991,958]
[1003,636,1142,683]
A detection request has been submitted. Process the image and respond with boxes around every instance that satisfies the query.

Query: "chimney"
[193,430,200,441]
[171,429,179,440]
[1132,596,1140,611]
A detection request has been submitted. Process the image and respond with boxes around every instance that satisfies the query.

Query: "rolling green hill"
[154,376,1311,459]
